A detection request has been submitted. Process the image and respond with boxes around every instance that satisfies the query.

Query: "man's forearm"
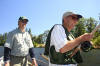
[4,47,11,62]
[29,48,38,66]
[4,47,11,66]
[29,47,35,59]
[60,36,82,53]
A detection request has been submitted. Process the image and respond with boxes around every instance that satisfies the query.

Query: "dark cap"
[18,16,28,22]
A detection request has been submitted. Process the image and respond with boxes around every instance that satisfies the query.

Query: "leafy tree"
[32,30,49,44]
[85,17,97,33]
[42,30,49,44]
[93,35,100,46]
[37,34,44,44]
[32,34,44,44]
[0,33,7,46]
[72,18,86,37]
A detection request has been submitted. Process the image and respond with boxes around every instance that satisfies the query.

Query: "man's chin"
[71,27,74,30]
[22,25,26,28]
[21,26,26,29]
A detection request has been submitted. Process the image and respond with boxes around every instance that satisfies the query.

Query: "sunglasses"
[71,16,79,20]
[22,21,27,24]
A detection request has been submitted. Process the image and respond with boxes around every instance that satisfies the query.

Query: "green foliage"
[72,17,100,47]
[36,34,44,44]
[92,30,100,46]
[32,30,49,44]
[33,41,45,48]
[73,17,97,37]
[28,28,33,38]
[0,33,7,46]
[72,18,86,37]
[33,42,38,47]
[92,31,100,40]
[0,17,100,47]
[32,34,44,44]
[85,17,97,33]
[92,35,100,46]
[0,40,5,46]
[42,30,49,43]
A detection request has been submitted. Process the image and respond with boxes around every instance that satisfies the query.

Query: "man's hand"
[4,62,10,66]
[80,33,93,41]
[31,58,38,66]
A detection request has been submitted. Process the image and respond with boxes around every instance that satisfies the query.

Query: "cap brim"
[77,15,82,19]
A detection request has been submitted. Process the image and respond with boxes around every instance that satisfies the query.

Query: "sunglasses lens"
[72,16,78,20]
[22,21,27,24]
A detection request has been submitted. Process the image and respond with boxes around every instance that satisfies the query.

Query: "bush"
[0,40,5,46]
[92,36,100,46]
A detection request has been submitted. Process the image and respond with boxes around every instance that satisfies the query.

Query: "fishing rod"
[91,23,100,34]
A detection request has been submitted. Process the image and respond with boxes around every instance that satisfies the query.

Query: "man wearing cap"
[49,12,93,66]
[4,16,38,66]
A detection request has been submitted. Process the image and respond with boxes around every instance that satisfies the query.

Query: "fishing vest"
[44,24,83,64]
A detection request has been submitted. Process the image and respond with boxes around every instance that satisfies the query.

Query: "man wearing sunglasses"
[48,12,93,66]
[4,16,38,66]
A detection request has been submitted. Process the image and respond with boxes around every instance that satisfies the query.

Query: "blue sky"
[0,0,100,35]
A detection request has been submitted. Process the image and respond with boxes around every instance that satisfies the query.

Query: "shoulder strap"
[62,25,71,40]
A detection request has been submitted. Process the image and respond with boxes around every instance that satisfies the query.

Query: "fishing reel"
[81,41,92,52]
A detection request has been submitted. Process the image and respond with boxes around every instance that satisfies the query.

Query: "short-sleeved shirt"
[4,28,34,56]
[49,25,77,66]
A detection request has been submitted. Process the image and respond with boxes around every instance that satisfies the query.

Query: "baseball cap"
[18,16,28,22]
[62,11,82,19]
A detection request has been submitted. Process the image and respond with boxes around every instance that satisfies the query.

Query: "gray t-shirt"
[4,28,34,56]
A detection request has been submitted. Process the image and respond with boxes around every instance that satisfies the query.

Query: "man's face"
[18,20,28,29]
[64,15,78,30]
